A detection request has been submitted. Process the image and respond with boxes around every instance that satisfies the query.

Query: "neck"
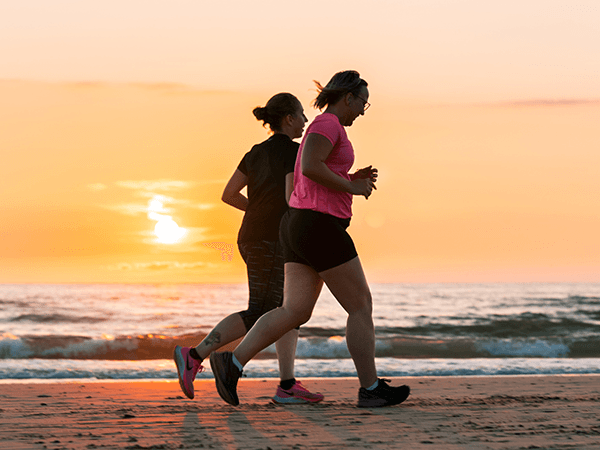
[323,105,347,126]
[274,130,294,140]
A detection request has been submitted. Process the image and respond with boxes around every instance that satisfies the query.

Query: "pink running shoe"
[173,345,203,399]
[272,381,324,404]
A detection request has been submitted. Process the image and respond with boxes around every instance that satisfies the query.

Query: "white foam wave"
[2,358,600,381]
[477,339,570,358]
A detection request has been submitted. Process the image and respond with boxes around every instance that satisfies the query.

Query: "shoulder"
[310,113,340,128]
[270,134,299,155]
[244,138,273,159]
[250,137,272,152]
[238,139,267,170]
[307,113,342,145]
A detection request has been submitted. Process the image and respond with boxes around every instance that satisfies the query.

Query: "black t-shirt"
[237,134,299,243]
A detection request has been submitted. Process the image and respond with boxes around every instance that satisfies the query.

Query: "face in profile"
[290,106,308,139]
[346,87,370,126]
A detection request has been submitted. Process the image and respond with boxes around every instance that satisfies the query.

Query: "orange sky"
[1,1,599,283]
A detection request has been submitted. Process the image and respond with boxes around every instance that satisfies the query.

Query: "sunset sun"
[154,217,186,244]
[147,195,187,244]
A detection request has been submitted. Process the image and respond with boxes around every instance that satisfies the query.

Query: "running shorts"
[237,240,285,331]
[279,208,358,273]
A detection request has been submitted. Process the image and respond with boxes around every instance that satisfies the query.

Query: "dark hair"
[313,70,368,110]
[253,93,301,132]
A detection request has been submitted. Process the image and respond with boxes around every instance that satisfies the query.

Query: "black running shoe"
[357,378,410,408]
[210,351,242,406]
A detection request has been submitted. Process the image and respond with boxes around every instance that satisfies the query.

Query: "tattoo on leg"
[203,330,221,347]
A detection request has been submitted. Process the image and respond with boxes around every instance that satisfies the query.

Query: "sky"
[1,0,599,284]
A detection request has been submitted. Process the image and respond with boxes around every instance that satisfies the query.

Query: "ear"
[345,92,353,105]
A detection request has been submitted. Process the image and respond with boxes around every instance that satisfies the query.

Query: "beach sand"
[1,375,599,450]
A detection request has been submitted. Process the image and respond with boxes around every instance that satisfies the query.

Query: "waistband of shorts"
[288,207,351,228]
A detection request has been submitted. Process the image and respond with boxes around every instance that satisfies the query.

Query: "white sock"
[231,353,244,372]
[366,379,379,391]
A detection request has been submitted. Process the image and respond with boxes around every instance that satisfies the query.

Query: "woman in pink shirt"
[211,71,411,408]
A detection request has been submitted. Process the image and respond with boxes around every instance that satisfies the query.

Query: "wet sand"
[1,375,599,449]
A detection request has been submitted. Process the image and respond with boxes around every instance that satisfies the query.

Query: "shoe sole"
[271,395,312,404]
[210,353,239,406]
[173,346,194,400]
[357,398,388,408]
[357,386,410,408]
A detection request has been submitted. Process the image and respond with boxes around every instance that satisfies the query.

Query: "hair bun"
[253,93,301,132]
[252,106,268,122]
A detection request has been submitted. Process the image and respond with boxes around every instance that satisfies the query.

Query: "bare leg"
[194,312,246,360]
[234,263,323,366]
[319,256,377,388]
[275,329,299,381]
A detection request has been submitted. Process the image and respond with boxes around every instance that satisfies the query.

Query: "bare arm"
[350,165,378,182]
[222,169,249,211]
[301,134,377,199]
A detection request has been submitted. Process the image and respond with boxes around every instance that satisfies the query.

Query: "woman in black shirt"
[174,93,323,404]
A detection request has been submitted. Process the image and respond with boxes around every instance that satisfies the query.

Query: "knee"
[350,291,373,316]
[296,311,312,327]
[240,313,259,331]
[283,306,312,328]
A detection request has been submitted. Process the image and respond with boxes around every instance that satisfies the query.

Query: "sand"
[1,375,600,450]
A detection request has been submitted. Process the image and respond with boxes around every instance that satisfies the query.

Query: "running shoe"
[357,378,410,408]
[272,381,324,404]
[173,345,203,399]
[210,351,242,406]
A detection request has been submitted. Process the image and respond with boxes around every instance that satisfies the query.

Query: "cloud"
[108,261,211,271]
[45,80,236,98]
[65,81,108,90]
[125,82,194,91]
[103,203,149,216]
[123,83,235,97]
[496,99,600,107]
[116,180,194,192]
[105,198,216,217]
[194,203,216,210]
[113,179,226,193]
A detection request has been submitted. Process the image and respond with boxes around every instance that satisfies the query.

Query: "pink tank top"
[289,113,354,219]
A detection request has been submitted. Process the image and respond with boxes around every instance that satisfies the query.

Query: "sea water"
[1,283,599,380]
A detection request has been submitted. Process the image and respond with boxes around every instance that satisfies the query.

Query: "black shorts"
[237,240,285,332]
[279,208,358,273]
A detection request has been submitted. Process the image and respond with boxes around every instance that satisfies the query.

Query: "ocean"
[1,283,599,381]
